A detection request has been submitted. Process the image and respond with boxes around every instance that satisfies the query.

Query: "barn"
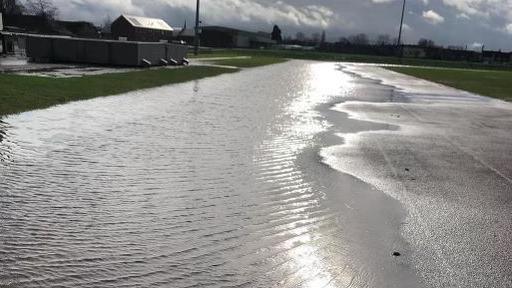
[111,15,174,42]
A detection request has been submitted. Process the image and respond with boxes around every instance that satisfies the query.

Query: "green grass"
[196,49,512,101]
[387,67,512,101]
[193,49,512,71]
[0,66,237,117]
[205,56,287,68]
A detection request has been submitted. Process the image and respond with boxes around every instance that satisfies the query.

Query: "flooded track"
[2,61,511,288]
[0,61,416,288]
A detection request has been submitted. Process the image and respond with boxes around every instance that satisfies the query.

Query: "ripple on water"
[1,61,416,288]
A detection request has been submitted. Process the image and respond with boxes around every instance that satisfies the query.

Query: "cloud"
[441,0,512,19]
[18,0,512,50]
[422,10,445,24]
[40,0,336,30]
[441,0,491,17]
[198,1,336,28]
[506,23,512,34]
[456,13,470,19]
[468,42,484,50]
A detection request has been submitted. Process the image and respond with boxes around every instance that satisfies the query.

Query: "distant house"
[200,26,276,48]
[111,15,174,42]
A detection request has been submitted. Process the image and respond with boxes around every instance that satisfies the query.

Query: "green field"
[387,67,512,101]
[192,49,512,71]
[195,49,512,101]
[0,66,237,117]
[0,53,292,117]
[2,48,512,118]
[204,56,287,68]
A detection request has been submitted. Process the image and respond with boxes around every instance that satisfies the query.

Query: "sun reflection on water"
[260,63,357,287]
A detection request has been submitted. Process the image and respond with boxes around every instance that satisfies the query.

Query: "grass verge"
[0,66,237,117]
[205,56,287,68]
[387,66,512,101]
[192,49,512,71]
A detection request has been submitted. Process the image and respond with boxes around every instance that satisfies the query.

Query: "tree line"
[0,0,58,20]
[269,25,437,48]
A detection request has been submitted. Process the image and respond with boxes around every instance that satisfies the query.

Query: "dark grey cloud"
[26,0,512,50]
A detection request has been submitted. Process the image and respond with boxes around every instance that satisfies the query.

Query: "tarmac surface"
[322,64,512,287]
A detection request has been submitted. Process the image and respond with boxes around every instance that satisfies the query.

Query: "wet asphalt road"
[1,61,511,288]
[323,64,512,288]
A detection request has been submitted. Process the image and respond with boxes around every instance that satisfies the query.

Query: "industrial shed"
[200,26,275,48]
[111,15,174,42]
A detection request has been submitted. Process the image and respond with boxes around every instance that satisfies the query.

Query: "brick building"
[111,15,174,42]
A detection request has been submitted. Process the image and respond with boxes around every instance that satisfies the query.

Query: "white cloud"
[506,23,512,34]
[422,10,445,24]
[18,0,512,49]
[199,1,336,28]
[456,13,470,19]
[441,0,512,19]
[468,42,484,50]
[42,0,337,29]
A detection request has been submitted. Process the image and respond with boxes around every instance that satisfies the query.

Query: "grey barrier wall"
[137,42,167,65]
[111,41,139,66]
[26,36,188,67]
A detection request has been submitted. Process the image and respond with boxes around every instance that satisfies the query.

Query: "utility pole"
[397,0,406,57]
[194,0,200,55]
[0,0,5,56]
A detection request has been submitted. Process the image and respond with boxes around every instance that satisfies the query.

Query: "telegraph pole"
[397,0,407,59]
[397,0,406,45]
[0,0,5,56]
[194,0,200,55]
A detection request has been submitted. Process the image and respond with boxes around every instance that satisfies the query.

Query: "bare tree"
[337,37,350,45]
[311,32,320,43]
[295,32,305,41]
[0,0,24,15]
[375,34,391,45]
[418,38,435,47]
[348,33,369,45]
[25,0,57,20]
[102,14,112,33]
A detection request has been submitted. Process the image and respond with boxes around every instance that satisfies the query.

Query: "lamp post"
[397,0,406,57]
[0,8,5,56]
[194,0,200,55]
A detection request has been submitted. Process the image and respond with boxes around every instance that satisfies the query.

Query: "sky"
[27,0,512,50]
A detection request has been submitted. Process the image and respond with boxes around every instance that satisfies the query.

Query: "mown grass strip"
[387,66,512,101]
[204,56,287,68]
[0,66,237,117]
[193,49,512,71]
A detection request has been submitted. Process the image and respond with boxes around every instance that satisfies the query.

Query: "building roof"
[121,15,173,32]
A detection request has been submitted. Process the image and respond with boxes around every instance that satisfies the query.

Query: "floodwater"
[0,61,417,287]
[2,60,511,288]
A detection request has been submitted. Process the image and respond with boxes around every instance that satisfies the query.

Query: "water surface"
[1,61,416,287]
